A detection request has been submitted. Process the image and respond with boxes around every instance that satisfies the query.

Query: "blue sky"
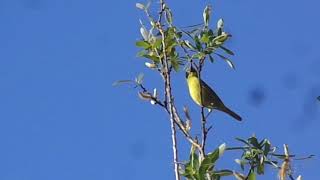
[0,0,319,179]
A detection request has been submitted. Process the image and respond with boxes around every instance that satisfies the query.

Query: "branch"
[197,57,209,158]
[157,1,180,180]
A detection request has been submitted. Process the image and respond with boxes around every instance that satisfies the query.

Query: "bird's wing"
[200,79,224,107]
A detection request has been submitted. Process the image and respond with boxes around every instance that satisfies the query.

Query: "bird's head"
[185,65,198,78]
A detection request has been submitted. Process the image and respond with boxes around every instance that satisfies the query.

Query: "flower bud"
[203,5,212,27]
[218,143,226,157]
[153,88,158,98]
[150,88,157,105]
[150,100,156,105]
[217,18,224,29]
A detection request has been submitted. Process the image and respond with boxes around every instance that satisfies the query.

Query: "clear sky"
[0,0,319,179]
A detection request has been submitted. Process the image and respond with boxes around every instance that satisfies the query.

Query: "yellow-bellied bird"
[186,66,242,121]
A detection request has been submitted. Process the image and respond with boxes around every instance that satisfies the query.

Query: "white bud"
[218,143,226,157]
[296,175,302,180]
[153,88,158,98]
[283,144,289,156]
[217,18,224,29]
[150,88,157,105]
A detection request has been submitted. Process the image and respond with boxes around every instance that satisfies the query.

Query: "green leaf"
[136,41,151,49]
[193,52,206,60]
[213,170,233,176]
[204,47,216,54]
[199,149,219,175]
[248,136,260,149]
[112,80,133,86]
[183,40,196,50]
[257,156,265,175]
[141,54,159,62]
[263,140,271,156]
[235,137,251,147]
[183,162,199,180]
[171,57,180,72]
[220,46,235,55]
[247,171,256,180]
[194,35,202,51]
[215,53,235,69]
[165,8,173,24]
[190,146,200,170]
[152,38,162,49]
[213,34,229,45]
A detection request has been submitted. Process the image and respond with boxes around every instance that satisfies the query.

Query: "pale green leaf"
[215,53,235,69]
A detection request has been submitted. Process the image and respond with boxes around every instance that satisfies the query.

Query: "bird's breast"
[187,76,203,106]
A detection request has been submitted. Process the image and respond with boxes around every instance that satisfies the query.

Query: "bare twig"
[201,107,207,154]
[197,58,212,180]
[137,83,167,109]
[196,57,209,159]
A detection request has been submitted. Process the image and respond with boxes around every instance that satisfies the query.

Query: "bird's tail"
[221,106,242,121]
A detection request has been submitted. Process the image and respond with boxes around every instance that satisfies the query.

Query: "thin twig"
[197,58,211,180]
[197,57,208,159]
[201,107,207,154]
[138,84,167,109]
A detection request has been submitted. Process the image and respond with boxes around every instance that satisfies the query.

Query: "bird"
[186,66,242,121]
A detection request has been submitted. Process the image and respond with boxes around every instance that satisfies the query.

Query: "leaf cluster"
[181,144,232,180]
[135,3,236,73]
